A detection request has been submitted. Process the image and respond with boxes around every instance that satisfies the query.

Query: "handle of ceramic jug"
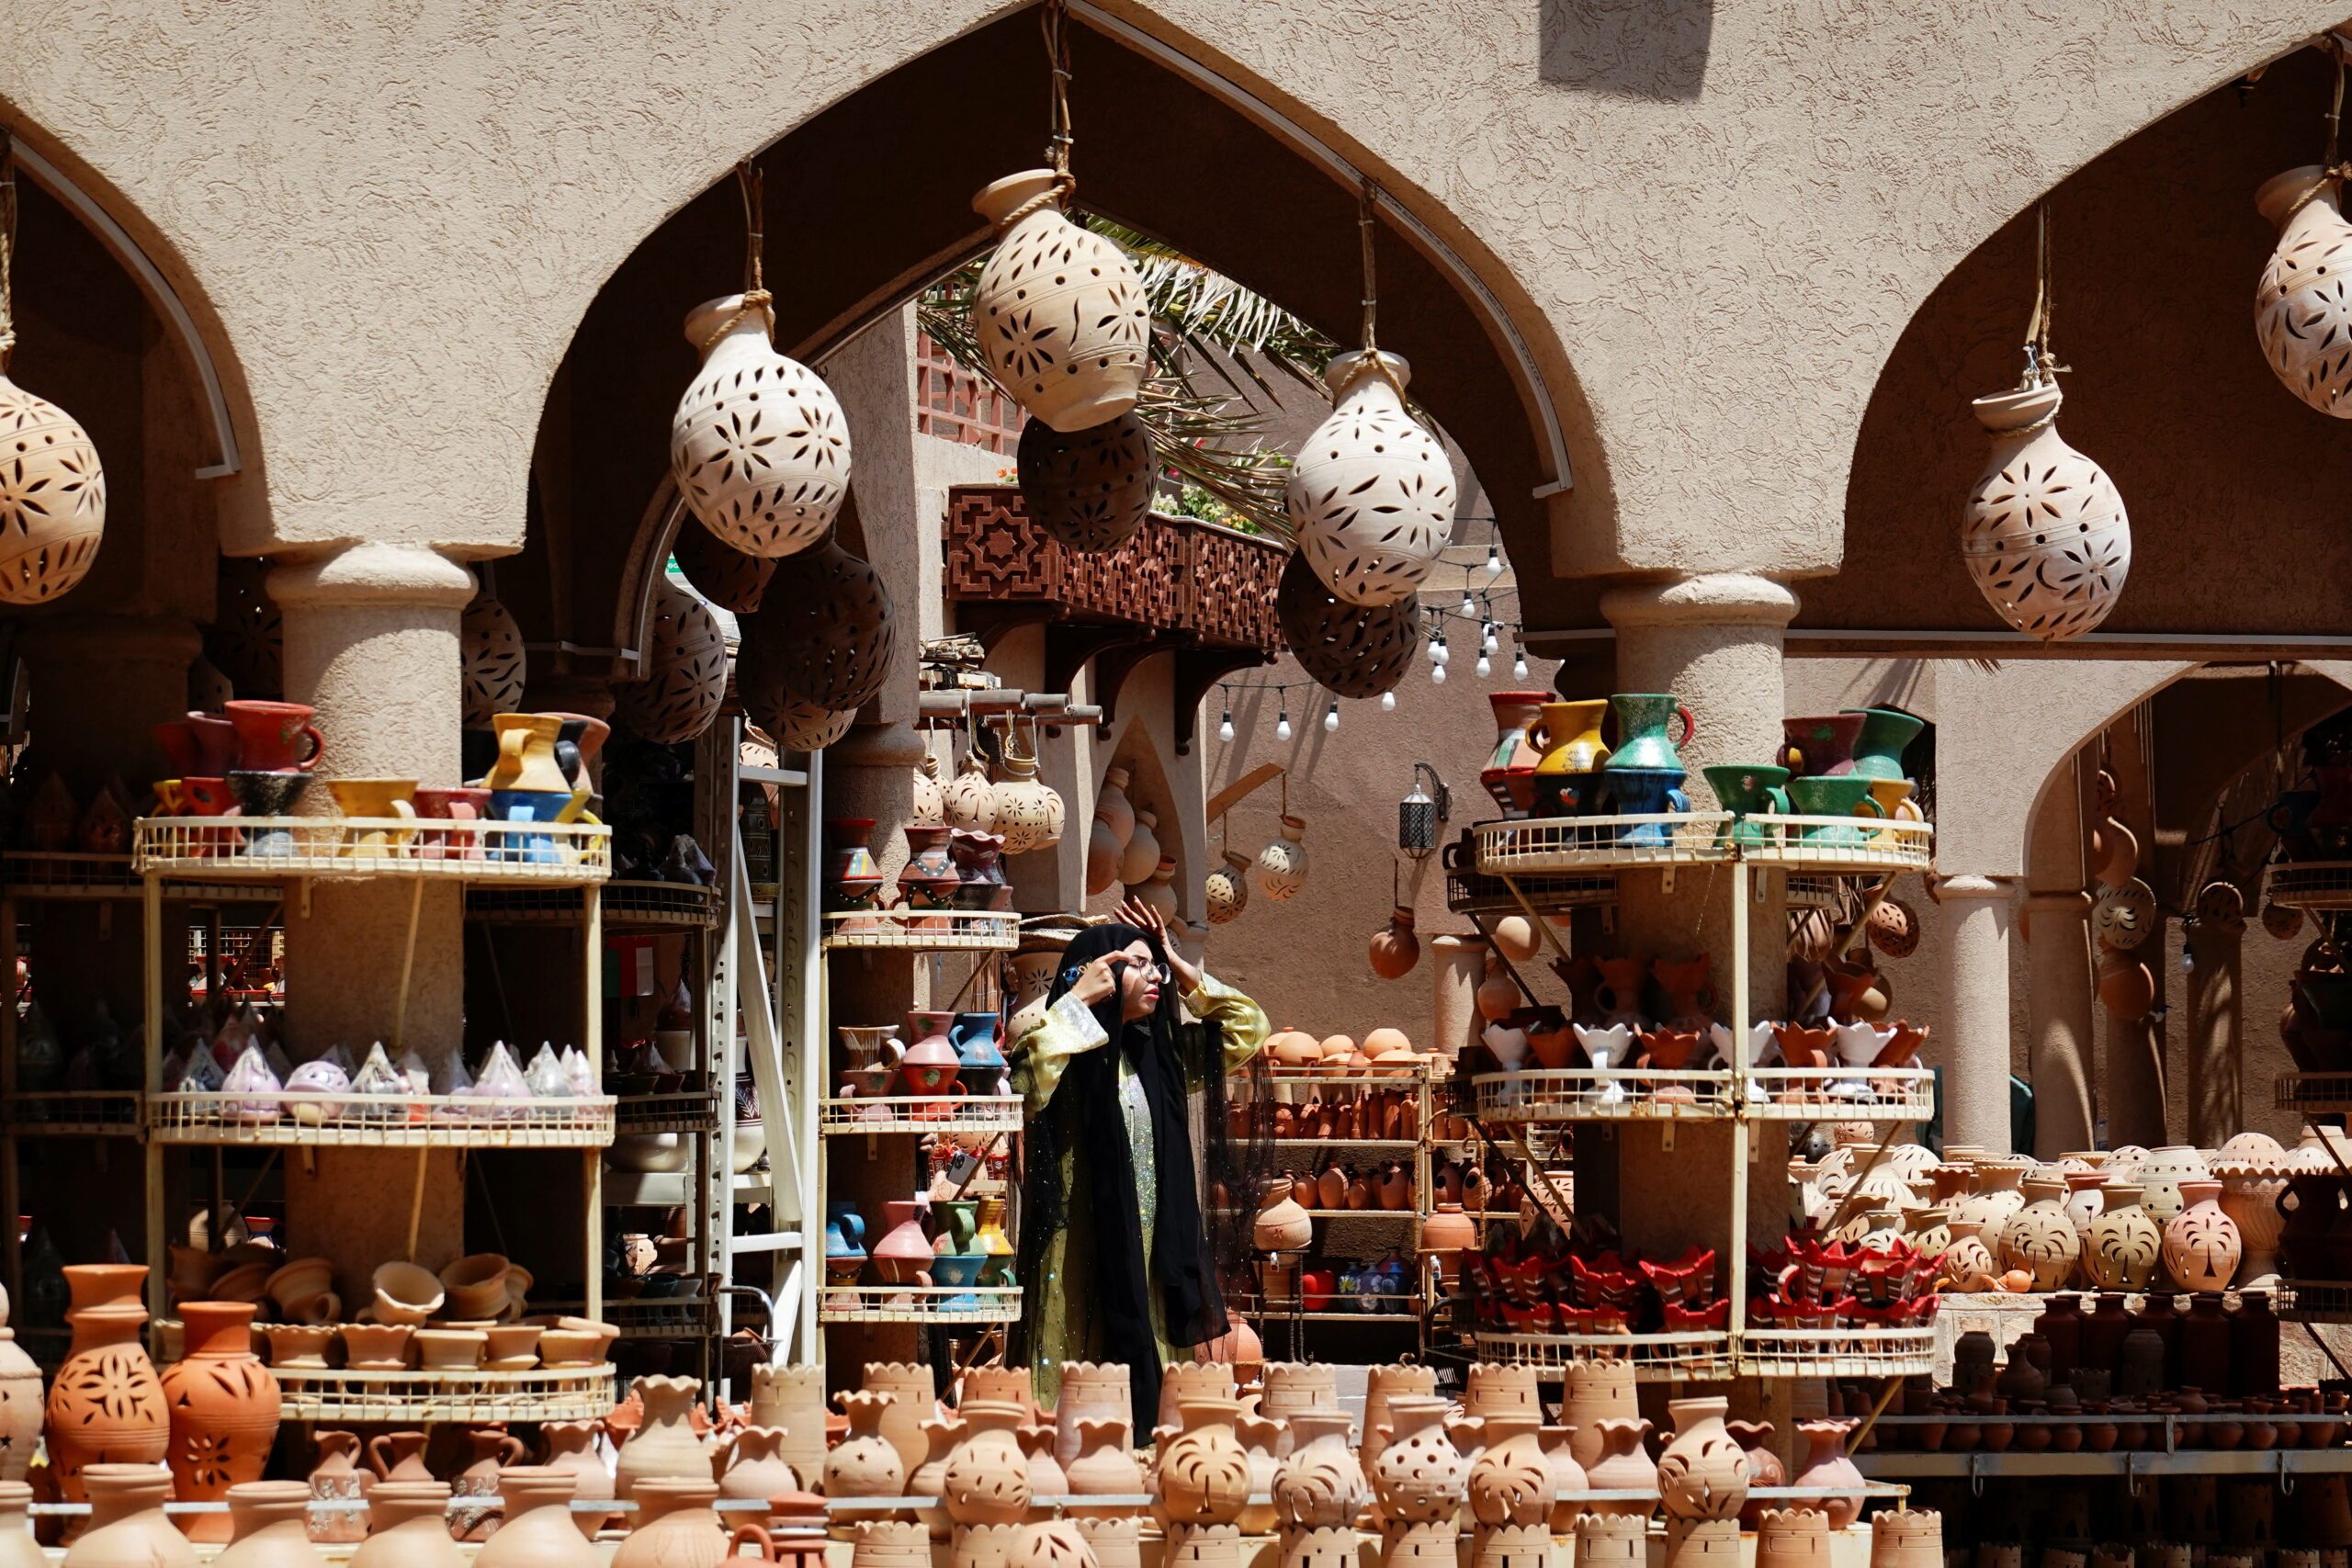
[1667,787,1690,814]
[293,724,326,773]
[1854,795,1887,820]
[367,1433,394,1477]
[1674,704,1696,746]
[499,1434,529,1463]
[1895,798,1924,822]
[1764,786,1792,816]
[729,1525,780,1563]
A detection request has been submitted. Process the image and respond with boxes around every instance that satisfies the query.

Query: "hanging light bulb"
[1324,700,1340,733]
[1476,653,1491,677]
[1218,708,1235,744]
[1275,707,1293,741]
[1426,635,1442,664]
[1432,635,1449,666]
[1512,649,1529,682]
[1484,540,1502,579]
[1459,589,1476,617]
[1431,661,1447,685]
[2181,945,2197,974]
[1381,690,1396,712]
[1482,620,1498,653]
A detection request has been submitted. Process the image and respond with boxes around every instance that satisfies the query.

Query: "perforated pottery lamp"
[1398,762,1450,860]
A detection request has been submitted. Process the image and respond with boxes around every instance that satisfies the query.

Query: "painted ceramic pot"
[159,1302,282,1541]
[222,700,324,773]
[2086,1182,2165,1291]
[46,1265,168,1501]
[2164,1179,2244,1292]
[670,293,849,557]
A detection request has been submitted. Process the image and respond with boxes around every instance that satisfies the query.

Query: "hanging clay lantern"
[1118,807,1163,888]
[990,731,1064,854]
[2091,879,2158,952]
[969,172,1148,433]
[1017,412,1152,551]
[672,515,778,613]
[1867,896,1919,959]
[1253,814,1308,900]
[1204,851,1252,924]
[1274,552,1417,699]
[944,752,999,833]
[752,530,896,712]
[209,556,283,697]
[910,755,945,826]
[670,293,850,558]
[615,574,727,743]
[1287,351,1453,608]
[0,175,105,604]
[735,609,852,752]
[1369,908,1419,979]
[2256,166,2352,417]
[460,592,527,728]
[1961,380,2130,642]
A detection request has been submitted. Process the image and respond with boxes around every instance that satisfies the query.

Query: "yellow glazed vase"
[485,714,573,795]
[1530,701,1611,775]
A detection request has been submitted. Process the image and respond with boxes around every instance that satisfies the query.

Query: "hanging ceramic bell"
[1017,412,1151,551]
[944,753,999,833]
[1273,553,1417,698]
[2256,166,2352,417]
[1204,851,1252,924]
[0,374,104,605]
[990,732,1064,854]
[460,593,527,727]
[1117,808,1162,886]
[1286,351,1454,607]
[1255,814,1309,900]
[750,528,896,711]
[672,515,778,613]
[1960,380,2130,642]
[969,171,1148,432]
[670,293,850,558]
[614,574,728,743]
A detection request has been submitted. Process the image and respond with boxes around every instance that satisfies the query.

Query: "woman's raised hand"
[1068,951,1126,1009]
[1114,896,1201,997]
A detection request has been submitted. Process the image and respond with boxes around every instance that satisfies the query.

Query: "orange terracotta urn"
[160,1302,282,1541]
[46,1265,169,1502]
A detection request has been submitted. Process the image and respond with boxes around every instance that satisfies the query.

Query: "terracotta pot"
[1254,1179,1315,1251]
[826,1393,906,1498]
[616,575,729,744]
[942,1399,1033,1529]
[1999,1177,2084,1292]
[1158,1396,1252,1528]
[1064,1416,1145,1517]
[1961,379,2131,643]
[0,1298,39,1488]
[861,1362,934,1479]
[1370,908,1420,979]
[1726,1422,1782,1530]
[304,1431,370,1546]
[476,1470,599,1568]
[46,1265,169,1501]
[1288,351,1453,607]
[1581,1416,1657,1517]
[1657,1396,1747,1522]
[717,1425,800,1504]
[2257,166,2352,416]
[161,1301,282,1540]
[2164,1179,2244,1292]
[969,171,1148,432]
[613,1376,711,1501]
[1870,1509,1943,1568]
[1577,1515,1650,1568]
[1758,1509,1834,1568]
[448,1425,528,1543]
[1563,1359,1637,1472]
[2087,1183,2165,1291]
[1466,1412,1550,1529]
[1052,1362,1131,1471]
[1274,553,1419,700]
[1791,1421,1863,1528]
[904,1411,965,1540]
[1015,412,1152,552]
[1156,1363,1236,1445]
[1373,1395,1468,1525]
[1253,813,1310,901]
[0,376,104,605]
[670,294,848,558]
[62,1465,194,1568]
[1273,1407,1368,1530]
[368,1432,432,1485]
[211,1483,320,1568]
[536,1421,614,1537]
[612,1479,729,1568]
[351,1483,462,1568]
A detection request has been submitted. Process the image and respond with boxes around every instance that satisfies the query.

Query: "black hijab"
[1013,921,1233,1432]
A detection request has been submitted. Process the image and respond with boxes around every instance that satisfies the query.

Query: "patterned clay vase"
[1998,1176,2084,1291]
[1657,1396,1747,1523]
[1538,1427,1589,1533]
[306,1431,371,1546]
[1372,1395,1467,1527]
[2135,1146,2213,1230]
[1729,1422,1783,1531]
[942,1399,1033,1528]
[2086,1182,2165,1291]
[160,1302,282,1541]
[1791,1422,1863,1528]
[1158,1396,1252,1528]
[46,1264,169,1502]
[825,1393,906,1499]
[670,294,849,558]
[1961,379,2130,643]
[2164,1179,2244,1292]
[969,171,1148,432]
[1017,412,1153,552]
[1065,1416,1146,1517]
[1054,1362,1133,1470]
[1273,1407,1369,1529]
[1466,1412,1551,1529]
[1288,351,1455,607]
[0,372,106,606]
[2256,165,2352,419]
[1254,814,1310,901]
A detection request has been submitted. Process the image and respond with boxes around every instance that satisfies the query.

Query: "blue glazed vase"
[1602,767,1690,844]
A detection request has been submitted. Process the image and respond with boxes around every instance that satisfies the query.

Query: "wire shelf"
[2277,1075,2352,1115]
[1741,1067,1936,1122]
[148,1090,617,1147]
[1787,875,1844,909]
[820,1095,1023,1135]
[821,910,1018,951]
[615,1091,719,1134]
[1466,1329,1734,1379]
[1470,1068,1736,1122]
[2,1089,144,1136]
[1740,817,1934,873]
[469,880,718,930]
[818,1284,1022,1324]
[1444,868,1618,915]
[2264,862,2352,912]
[1476,815,1736,874]
[1736,1324,1937,1378]
[271,1363,614,1422]
[2,851,280,903]
[135,818,612,884]
[2278,1280,2352,1323]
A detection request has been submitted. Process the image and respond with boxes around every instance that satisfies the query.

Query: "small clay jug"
[63,1465,196,1568]
[611,1478,729,1568]
[537,1420,616,1538]
[717,1426,800,1503]
[306,1432,371,1545]
[475,1470,599,1568]
[212,1483,323,1568]
[369,1432,434,1485]
[450,1424,528,1542]
[350,1483,463,1568]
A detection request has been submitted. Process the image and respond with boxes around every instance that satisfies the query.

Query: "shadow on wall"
[1538,0,1712,100]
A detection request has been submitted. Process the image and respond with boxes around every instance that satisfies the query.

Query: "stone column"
[2185,911,2243,1146]
[2021,756,2096,1156]
[1939,874,2015,1155]
[269,542,478,1296]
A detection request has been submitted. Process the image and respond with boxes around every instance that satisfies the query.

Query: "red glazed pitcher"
[224,700,325,773]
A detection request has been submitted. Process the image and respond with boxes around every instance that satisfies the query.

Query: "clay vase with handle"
[46,1264,169,1503]
[160,1301,282,1541]
[306,1431,371,1545]
[368,1432,432,1485]
[350,1483,462,1568]
[450,1425,528,1542]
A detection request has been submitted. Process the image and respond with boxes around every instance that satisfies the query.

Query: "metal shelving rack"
[1454,808,1938,1383]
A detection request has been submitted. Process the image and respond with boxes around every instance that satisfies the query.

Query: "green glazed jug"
[1846,707,1925,782]
[1702,763,1792,846]
[1603,694,1696,773]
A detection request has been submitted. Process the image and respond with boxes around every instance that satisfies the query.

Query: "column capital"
[267,543,477,613]
[1599,573,1799,630]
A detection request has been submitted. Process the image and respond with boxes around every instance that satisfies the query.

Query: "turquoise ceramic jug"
[1603,694,1696,773]
[1847,707,1925,782]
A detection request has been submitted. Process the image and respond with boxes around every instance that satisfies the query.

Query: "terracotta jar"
[350,1483,463,1568]
[1581,1416,1657,1518]
[1054,1362,1132,1470]
[0,1295,40,1486]
[1535,1427,1586,1533]
[1656,1396,1747,1522]
[46,1265,169,1501]
[613,1478,729,1568]
[1360,1363,1436,1483]
[1157,1362,1237,1443]
[1466,1412,1551,1529]
[537,1420,616,1536]
[1871,1510,1943,1568]
[1273,1406,1368,1531]
[160,1301,282,1541]
[850,1520,931,1568]
[968,170,1148,432]
[2164,1179,2244,1292]
[306,1431,370,1545]
[1729,1421,1782,1530]
[718,1426,800,1503]
[905,1410,966,1540]
[826,1393,906,1498]
[1562,1359,1637,1471]
[1254,1179,1315,1252]
[212,1483,322,1568]
[669,294,848,558]
[1961,378,2131,643]
[1065,1416,1145,1516]
[942,1399,1034,1528]
[0,1483,42,1568]
[2086,1183,2164,1291]
[1374,1395,1469,1525]
[451,1425,528,1543]
[1234,1405,1289,1535]
[1792,1421,1863,1528]
[477,1470,599,1568]
[1758,1509,1834,1568]
[369,1432,433,1484]
[614,1375,711,1501]
[1288,351,1454,608]
[62,1465,195,1568]
[1158,1396,1251,1528]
